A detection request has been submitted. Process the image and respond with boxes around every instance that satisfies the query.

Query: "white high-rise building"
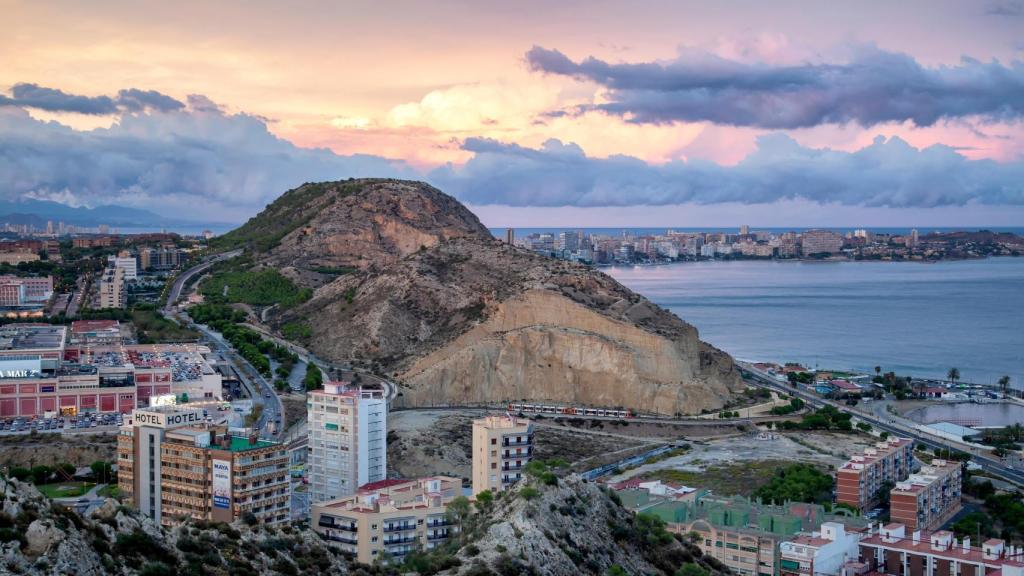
[107,251,138,280]
[307,382,387,503]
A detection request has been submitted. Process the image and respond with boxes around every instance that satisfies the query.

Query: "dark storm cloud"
[430,136,1024,208]
[0,94,412,222]
[0,83,184,115]
[525,45,1024,128]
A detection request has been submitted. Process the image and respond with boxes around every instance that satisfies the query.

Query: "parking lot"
[0,413,125,435]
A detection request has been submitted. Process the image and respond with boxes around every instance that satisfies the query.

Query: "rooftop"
[70,320,120,333]
[0,324,66,352]
[227,436,278,452]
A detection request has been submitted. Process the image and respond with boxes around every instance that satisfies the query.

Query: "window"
[491,438,496,445]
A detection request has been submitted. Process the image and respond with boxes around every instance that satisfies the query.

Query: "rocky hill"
[436,472,729,576]
[0,476,349,576]
[215,178,743,415]
[0,472,728,576]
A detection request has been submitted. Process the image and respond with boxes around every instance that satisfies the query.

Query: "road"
[739,362,1024,487]
[162,249,242,313]
[163,249,283,440]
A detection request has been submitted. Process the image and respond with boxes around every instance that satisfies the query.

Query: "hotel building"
[117,406,289,526]
[307,382,387,503]
[311,476,461,563]
[836,437,915,512]
[889,460,962,532]
[471,415,533,495]
[857,523,1024,576]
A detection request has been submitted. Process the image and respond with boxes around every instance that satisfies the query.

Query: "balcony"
[383,524,416,533]
[327,533,358,545]
[319,518,357,532]
[428,532,450,541]
[384,536,418,545]
[502,437,533,447]
[426,519,453,528]
[502,449,533,460]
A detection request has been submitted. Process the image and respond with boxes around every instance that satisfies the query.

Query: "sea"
[602,257,1024,388]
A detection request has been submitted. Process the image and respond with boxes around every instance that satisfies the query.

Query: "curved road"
[739,362,1024,487]
[163,249,283,440]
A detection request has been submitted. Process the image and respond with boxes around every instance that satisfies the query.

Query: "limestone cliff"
[224,178,743,415]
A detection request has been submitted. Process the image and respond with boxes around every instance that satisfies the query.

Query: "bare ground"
[0,432,116,469]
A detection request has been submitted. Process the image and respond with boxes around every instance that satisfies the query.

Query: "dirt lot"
[0,432,116,469]
[387,410,679,481]
[606,430,877,496]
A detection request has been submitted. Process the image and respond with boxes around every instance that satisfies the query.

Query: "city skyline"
[2,1,1024,227]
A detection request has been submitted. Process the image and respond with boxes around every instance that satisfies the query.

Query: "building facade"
[311,476,461,563]
[889,460,962,531]
[779,522,863,576]
[98,266,126,309]
[801,230,844,256]
[307,383,387,504]
[117,407,289,526]
[836,437,915,512]
[857,523,1024,576]
[471,415,533,495]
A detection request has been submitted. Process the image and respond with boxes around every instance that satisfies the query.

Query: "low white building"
[780,522,862,576]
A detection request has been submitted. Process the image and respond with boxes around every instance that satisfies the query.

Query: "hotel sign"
[131,409,204,429]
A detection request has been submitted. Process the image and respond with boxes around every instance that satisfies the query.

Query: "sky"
[2,0,1024,227]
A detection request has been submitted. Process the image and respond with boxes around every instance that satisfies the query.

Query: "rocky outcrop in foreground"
[437,471,729,576]
[0,477,347,576]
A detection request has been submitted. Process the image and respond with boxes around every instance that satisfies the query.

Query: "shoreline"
[596,253,1020,270]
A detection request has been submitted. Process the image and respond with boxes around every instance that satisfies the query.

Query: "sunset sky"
[2,0,1023,227]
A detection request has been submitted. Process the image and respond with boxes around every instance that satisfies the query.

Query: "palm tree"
[997,375,1011,398]
[947,367,960,386]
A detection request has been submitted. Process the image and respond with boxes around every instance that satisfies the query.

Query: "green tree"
[948,367,961,385]
[91,461,114,484]
[446,495,472,537]
[474,490,494,511]
[675,564,709,576]
[998,375,1011,397]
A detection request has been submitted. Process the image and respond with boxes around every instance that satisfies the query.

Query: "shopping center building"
[0,323,221,417]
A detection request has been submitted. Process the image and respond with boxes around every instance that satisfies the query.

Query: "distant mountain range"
[0,198,226,229]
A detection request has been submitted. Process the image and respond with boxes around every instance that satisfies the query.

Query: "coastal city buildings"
[836,437,915,512]
[98,265,126,309]
[0,275,54,306]
[799,230,845,256]
[68,319,123,346]
[311,476,461,563]
[889,459,963,531]
[856,523,1024,576]
[307,382,387,503]
[117,406,289,526]
[471,415,534,495]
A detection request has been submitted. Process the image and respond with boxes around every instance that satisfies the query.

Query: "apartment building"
[117,406,289,526]
[311,476,461,563]
[801,230,844,256]
[614,491,867,576]
[471,415,533,495]
[779,522,863,576]
[98,266,126,309]
[0,276,54,305]
[889,459,962,531]
[857,523,1024,576]
[307,382,387,503]
[107,251,138,280]
[836,437,915,512]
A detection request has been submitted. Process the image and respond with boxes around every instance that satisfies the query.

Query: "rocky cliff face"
[231,178,742,415]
